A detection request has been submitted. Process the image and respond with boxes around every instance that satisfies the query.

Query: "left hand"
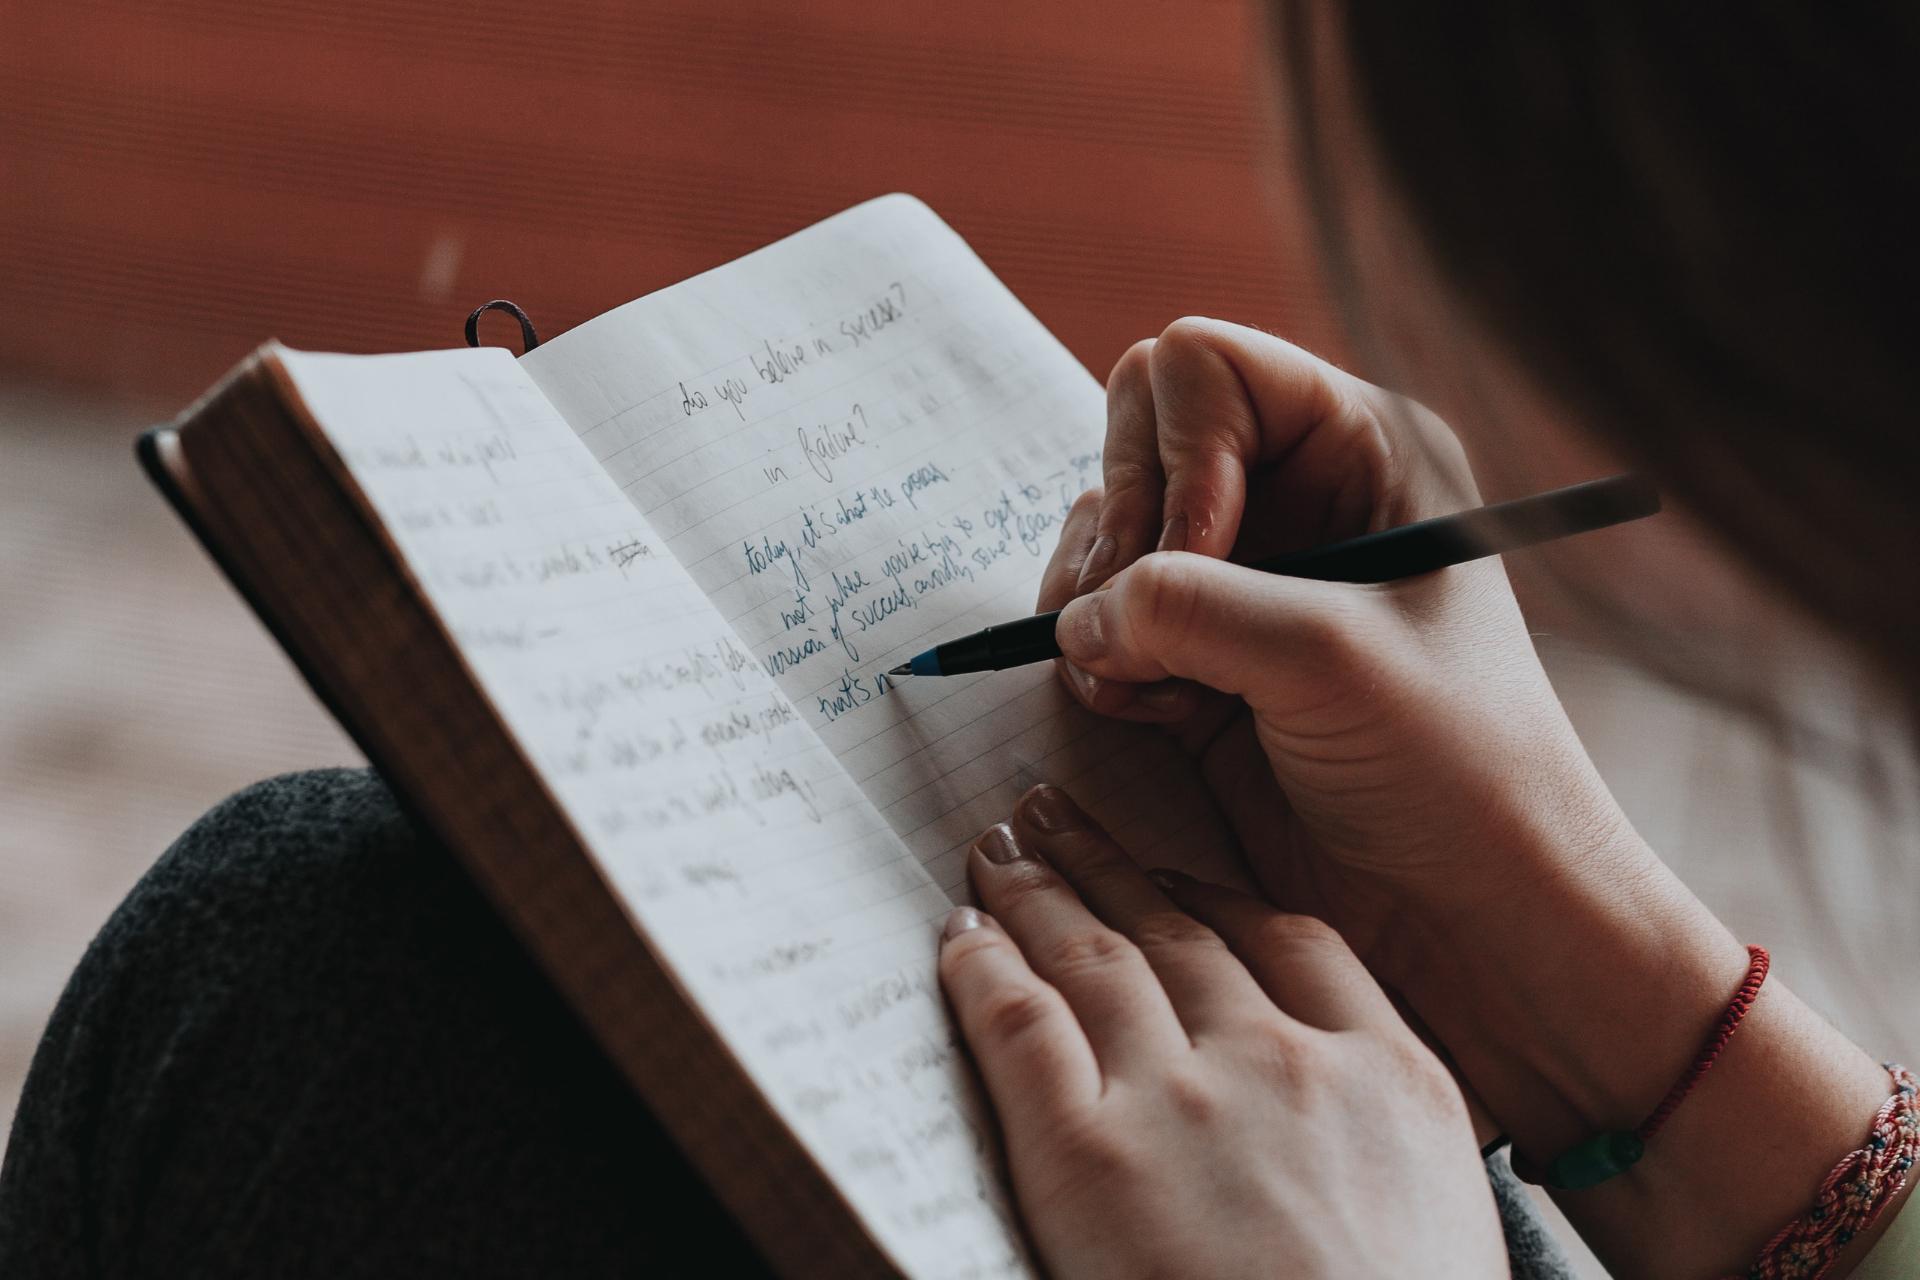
[938,784,1506,1280]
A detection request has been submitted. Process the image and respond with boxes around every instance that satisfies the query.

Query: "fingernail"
[1020,784,1085,833]
[1077,534,1118,591]
[1135,681,1189,714]
[1145,868,1191,891]
[975,822,1027,864]
[943,906,989,940]
[1157,514,1189,553]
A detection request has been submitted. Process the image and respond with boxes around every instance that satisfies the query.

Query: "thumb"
[1055,552,1393,704]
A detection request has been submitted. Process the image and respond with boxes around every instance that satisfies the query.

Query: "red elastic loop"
[1636,944,1770,1144]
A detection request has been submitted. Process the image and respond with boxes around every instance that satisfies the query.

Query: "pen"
[886,474,1660,678]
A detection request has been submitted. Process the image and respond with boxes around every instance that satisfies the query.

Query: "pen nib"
[886,663,914,676]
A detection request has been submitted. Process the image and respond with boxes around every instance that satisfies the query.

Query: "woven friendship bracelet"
[1728,1063,1919,1280]
[1515,945,1771,1189]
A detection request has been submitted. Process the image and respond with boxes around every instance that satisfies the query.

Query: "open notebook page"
[522,195,1245,897]
[279,346,1031,1279]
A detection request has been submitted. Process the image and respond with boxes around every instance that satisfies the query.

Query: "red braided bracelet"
[1638,944,1770,1143]
[1515,944,1770,1189]
[1728,1063,1919,1280]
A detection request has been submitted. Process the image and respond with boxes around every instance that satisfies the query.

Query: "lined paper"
[523,195,1244,897]
[281,346,1030,1279]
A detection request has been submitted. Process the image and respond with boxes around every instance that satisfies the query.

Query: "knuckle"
[991,865,1067,915]
[1100,457,1160,503]
[1253,911,1348,959]
[1231,1021,1311,1092]
[1408,1056,1469,1120]
[1039,927,1135,982]
[1236,1013,1344,1082]
[1250,1020,1338,1089]
[1348,1025,1466,1122]
[1374,1024,1453,1087]
[1160,1067,1226,1127]
[937,924,1003,978]
[974,986,1060,1048]
[1127,908,1222,954]
[1055,1119,1136,1181]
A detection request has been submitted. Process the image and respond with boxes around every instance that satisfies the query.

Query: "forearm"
[1386,814,1894,1278]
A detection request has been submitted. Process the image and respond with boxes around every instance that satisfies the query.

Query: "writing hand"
[1041,321,1902,1279]
[1038,317,1646,979]
[937,784,1506,1280]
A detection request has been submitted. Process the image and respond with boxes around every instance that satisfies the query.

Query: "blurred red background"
[0,0,1337,401]
[0,0,1354,1141]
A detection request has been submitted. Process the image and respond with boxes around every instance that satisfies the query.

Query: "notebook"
[143,194,1247,1278]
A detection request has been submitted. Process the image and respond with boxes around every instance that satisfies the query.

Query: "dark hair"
[1270,5,1920,708]
[1266,6,1920,1037]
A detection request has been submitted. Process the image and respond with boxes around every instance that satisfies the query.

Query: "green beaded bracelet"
[1539,1130,1645,1190]
[1512,945,1770,1191]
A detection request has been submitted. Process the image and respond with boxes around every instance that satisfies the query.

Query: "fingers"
[1144,318,1374,560]
[1037,488,1104,613]
[938,907,1101,1131]
[1055,658,1205,723]
[1008,786,1272,1035]
[1043,486,1204,724]
[1055,552,1393,706]
[1149,871,1399,1033]
[1082,319,1483,616]
[1089,319,1386,580]
[966,820,1188,1074]
[1081,340,1164,592]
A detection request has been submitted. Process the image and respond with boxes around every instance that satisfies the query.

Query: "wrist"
[1382,813,1748,1155]
[1380,817,1894,1278]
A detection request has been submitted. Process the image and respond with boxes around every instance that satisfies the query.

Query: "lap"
[0,768,769,1279]
[1,767,1571,1279]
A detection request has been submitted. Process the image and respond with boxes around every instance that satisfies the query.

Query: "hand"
[938,785,1506,1280]
[1041,322,1903,1280]
[1040,317,1648,981]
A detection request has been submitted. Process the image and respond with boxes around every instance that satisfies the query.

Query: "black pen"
[886,474,1660,678]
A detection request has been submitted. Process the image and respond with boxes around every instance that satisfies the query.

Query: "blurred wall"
[0,0,1336,401]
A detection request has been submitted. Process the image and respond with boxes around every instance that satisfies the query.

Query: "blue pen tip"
[906,647,943,677]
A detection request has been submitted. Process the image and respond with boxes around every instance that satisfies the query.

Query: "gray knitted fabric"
[0,769,1576,1278]
[1490,1156,1579,1280]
